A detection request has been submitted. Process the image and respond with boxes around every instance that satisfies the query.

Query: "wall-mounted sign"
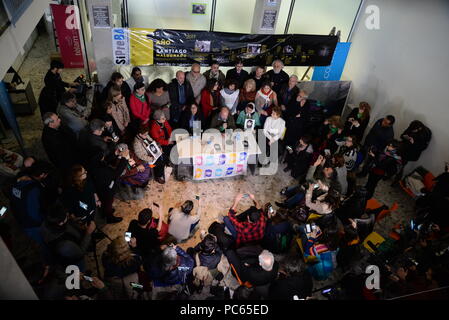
[50,4,84,68]
[192,3,207,15]
[261,10,277,30]
[113,28,338,67]
[92,5,110,28]
[112,28,130,65]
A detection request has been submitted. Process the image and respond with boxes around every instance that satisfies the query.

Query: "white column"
[87,0,114,85]
[0,238,38,300]
[251,0,283,34]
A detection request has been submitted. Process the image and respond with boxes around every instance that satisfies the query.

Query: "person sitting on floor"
[168,198,202,243]
[133,125,166,185]
[128,205,166,257]
[113,143,151,193]
[225,248,279,288]
[223,193,267,248]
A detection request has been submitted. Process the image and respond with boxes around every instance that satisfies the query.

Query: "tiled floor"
[3,33,418,299]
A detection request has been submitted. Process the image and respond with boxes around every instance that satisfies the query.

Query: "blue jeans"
[190,221,200,233]
[222,217,237,239]
[284,185,305,208]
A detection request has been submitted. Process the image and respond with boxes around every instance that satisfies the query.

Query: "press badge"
[79,201,88,210]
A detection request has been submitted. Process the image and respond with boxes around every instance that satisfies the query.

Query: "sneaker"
[275,201,288,209]
[92,231,106,240]
[106,215,123,224]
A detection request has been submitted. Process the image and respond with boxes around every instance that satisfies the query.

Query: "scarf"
[258,88,273,105]
[329,126,338,135]
[239,89,256,102]
[134,92,146,103]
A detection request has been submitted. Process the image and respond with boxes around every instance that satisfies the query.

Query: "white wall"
[0,0,50,79]
[342,0,449,175]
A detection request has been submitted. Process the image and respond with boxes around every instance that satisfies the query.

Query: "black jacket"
[179,109,205,134]
[41,126,78,171]
[167,79,195,123]
[226,68,249,88]
[90,158,128,197]
[343,108,370,142]
[38,70,70,115]
[268,273,313,300]
[209,112,236,131]
[41,220,92,267]
[100,81,131,107]
[400,124,432,162]
[278,84,299,109]
[265,69,289,94]
[364,119,394,151]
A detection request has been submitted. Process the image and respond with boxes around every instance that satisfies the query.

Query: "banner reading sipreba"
[112,28,338,67]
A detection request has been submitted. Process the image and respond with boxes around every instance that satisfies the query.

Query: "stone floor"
[2,32,418,300]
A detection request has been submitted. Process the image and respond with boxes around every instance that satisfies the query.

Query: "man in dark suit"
[265,59,289,95]
[38,61,78,117]
[226,59,249,89]
[167,71,195,128]
[41,112,78,173]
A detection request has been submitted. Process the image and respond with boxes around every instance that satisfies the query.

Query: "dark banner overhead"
[112,28,338,67]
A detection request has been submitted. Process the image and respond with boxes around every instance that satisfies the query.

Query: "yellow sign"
[129,28,155,66]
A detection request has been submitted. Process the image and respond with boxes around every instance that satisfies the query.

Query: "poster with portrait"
[244,119,255,131]
[146,141,163,164]
[192,3,206,14]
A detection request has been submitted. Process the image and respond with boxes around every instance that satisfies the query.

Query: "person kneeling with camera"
[41,201,96,271]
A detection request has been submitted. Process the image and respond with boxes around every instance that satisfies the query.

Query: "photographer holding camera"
[41,202,96,271]
[277,154,342,209]
[62,165,102,228]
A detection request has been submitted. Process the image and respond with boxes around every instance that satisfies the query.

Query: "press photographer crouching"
[277,154,342,209]
[41,201,96,271]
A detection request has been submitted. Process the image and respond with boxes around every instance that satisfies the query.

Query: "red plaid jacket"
[228,209,267,247]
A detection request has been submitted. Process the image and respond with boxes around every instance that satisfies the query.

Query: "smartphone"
[0,206,6,217]
[305,224,312,233]
[410,220,415,230]
[130,282,143,289]
[195,195,200,200]
[268,205,274,214]
[324,149,331,156]
[125,232,132,242]
[322,288,332,294]
[311,224,317,231]
[242,193,249,198]
[83,275,93,282]
[313,183,320,189]
[243,140,249,148]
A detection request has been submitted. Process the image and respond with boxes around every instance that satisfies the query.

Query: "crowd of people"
[1,58,448,301]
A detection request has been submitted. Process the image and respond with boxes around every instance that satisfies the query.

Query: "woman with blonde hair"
[107,85,130,136]
[102,236,142,282]
[237,78,257,113]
